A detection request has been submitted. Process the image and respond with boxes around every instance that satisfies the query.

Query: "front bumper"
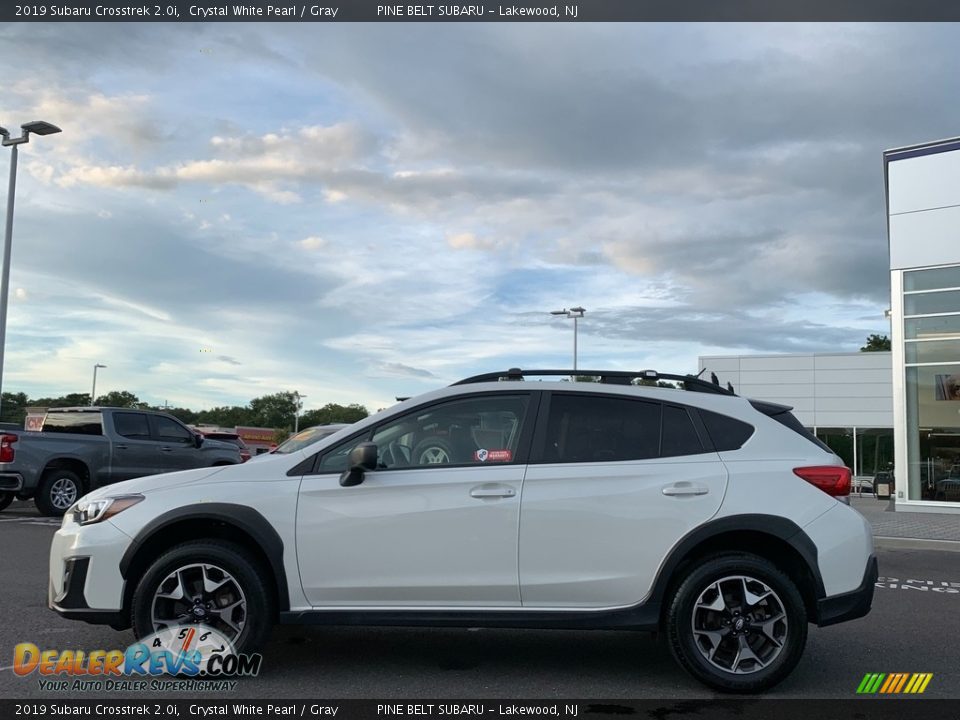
[815,554,878,627]
[48,516,132,629]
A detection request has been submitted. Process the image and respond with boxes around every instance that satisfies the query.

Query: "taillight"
[793,466,851,497]
[0,434,17,463]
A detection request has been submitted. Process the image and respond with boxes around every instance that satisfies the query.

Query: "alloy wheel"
[691,575,788,675]
[49,478,78,510]
[150,563,247,642]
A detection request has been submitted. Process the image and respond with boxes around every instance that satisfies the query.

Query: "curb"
[874,536,960,552]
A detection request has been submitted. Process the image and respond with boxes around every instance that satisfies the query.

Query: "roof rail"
[451,368,736,395]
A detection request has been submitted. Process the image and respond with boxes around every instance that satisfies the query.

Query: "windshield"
[273,425,347,454]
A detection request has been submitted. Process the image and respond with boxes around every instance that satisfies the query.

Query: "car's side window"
[114,412,151,440]
[371,395,529,469]
[315,434,370,473]
[543,394,661,463]
[153,416,194,444]
[698,409,755,451]
[661,405,706,457]
[312,395,530,473]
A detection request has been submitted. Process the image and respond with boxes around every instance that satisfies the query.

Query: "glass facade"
[815,427,894,477]
[903,264,960,504]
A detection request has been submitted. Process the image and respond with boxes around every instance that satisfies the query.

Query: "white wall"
[697,352,893,428]
[888,145,960,270]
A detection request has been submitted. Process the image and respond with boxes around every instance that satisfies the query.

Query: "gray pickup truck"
[0,407,241,516]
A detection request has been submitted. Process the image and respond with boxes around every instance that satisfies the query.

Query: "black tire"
[412,436,458,465]
[666,553,808,693]
[131,540,274,655]
[0,492,13,512]
[35,469,83,517]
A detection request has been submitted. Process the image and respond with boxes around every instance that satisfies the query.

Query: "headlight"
[71,494,145,525]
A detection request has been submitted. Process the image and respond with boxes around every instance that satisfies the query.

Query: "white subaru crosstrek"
[49,369,876,693]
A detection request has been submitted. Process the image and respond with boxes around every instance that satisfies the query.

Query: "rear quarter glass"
[697,409,754,451]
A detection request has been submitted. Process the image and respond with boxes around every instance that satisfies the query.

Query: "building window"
[903,263,960,503]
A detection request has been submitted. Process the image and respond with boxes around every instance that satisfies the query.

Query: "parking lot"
[1,501,958,700]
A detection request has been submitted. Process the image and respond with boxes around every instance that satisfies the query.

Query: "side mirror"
[339,442,378,487]
[193,433,205,448]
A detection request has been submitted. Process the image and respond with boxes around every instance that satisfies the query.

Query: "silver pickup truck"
[0,407,241,516]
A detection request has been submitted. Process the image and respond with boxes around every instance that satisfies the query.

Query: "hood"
[82,466,229,502]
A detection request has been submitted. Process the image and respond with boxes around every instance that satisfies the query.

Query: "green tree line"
[0,389,368,431]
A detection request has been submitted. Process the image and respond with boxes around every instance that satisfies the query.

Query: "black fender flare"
[646,513,825,610]
[118,503,290,611]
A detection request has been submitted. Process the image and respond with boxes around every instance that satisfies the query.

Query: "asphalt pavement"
[1,502,959,699]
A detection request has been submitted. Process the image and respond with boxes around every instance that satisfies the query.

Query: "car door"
[110,412,162,481]
[519,391,728,608]
[296,392,537,608]
[148,415,199,472]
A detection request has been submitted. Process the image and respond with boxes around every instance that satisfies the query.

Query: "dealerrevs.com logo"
[13,625,262,692]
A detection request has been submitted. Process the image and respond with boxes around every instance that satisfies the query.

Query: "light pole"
[293,392,307,433]
[550,306,586,371]
[0,121,62,417]
[91,364,106,405]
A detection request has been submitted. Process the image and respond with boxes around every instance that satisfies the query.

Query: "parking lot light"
[293,391,307,433]
[0,120,62,417]
[91,364,106,406]
[550,306,586,372]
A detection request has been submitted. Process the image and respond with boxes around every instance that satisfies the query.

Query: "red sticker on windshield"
[474,449,513,462]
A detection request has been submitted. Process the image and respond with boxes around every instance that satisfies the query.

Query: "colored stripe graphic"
[857,673,932,694]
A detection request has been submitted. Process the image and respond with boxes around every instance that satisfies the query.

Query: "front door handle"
[662,483,709,497]
[115,444,128,450]
[470,485,516,499]
[160,446,173,452]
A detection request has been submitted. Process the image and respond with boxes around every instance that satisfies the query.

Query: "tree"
[156,406,200,425]
[634,379,677,388]
[299,403,369,427]
[249,392,299,429]
[33,393,92,407]
[94,390,149,408]
[860,334,891,352]
[196,405,255,428]
[0,392,29,425]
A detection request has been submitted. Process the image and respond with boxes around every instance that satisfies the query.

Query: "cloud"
[299,236,327,250]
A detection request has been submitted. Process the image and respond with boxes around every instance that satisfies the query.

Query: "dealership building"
[703,136,960,514]
[698,351,894,485]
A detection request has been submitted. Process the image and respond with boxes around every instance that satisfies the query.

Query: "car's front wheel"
[131,540,274,654]
[666,553,808,693]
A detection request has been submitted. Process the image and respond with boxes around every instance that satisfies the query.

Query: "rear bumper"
[815,554,878,627]
[0,473,24,492]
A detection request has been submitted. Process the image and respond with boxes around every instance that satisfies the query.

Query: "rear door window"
[661,405,706,457]
[541,394,661,463]
[114,412,151,440]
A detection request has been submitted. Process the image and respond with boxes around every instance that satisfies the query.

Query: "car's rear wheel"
[666,553,808,693]
[35,469,83,517]
[413,437,456,465]
[131,540,273,654]
[0,492,13,512]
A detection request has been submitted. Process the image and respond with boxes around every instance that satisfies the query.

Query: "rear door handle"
[160,446,173,452]
[470,485,516,499]
[115,444,128,450]
[662,483,709,497]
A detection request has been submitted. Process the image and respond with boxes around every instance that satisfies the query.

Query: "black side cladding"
[749,400,832,452]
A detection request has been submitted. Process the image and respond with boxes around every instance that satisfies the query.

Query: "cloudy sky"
[0,22,954,412]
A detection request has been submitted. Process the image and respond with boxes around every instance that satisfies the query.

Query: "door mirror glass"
[194,433,204,448]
